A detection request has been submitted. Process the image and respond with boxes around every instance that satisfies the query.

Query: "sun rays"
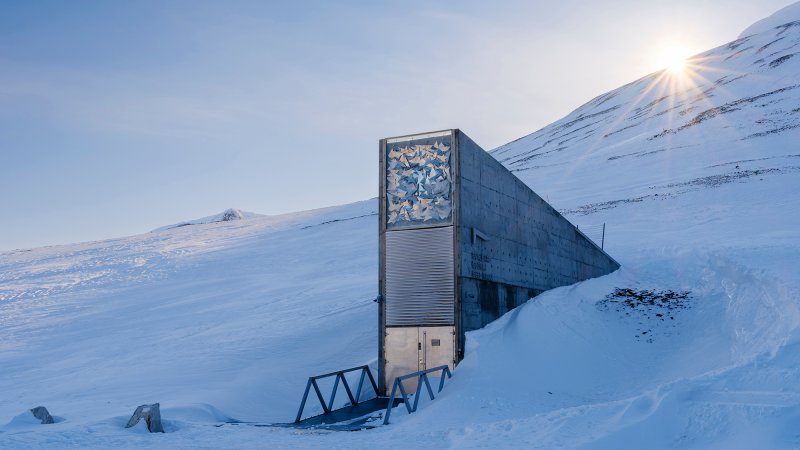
[502,31,763,189]
[543,38,752,186]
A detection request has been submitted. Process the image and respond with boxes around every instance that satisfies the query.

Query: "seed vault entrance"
[383,326,454,388]
[379,131,458,393]
[378,129,621,395]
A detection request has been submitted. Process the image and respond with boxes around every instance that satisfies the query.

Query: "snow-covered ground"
[2,4,800,449]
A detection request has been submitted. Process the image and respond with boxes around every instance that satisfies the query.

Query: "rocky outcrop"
[125,403,164,433]
[29,406,54,424]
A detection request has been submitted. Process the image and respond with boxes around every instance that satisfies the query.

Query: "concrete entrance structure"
[378,129,620,394]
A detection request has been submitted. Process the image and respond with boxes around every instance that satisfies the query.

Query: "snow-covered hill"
[493,1,800,218]
[0,200,383,447]
[2,4,800,449]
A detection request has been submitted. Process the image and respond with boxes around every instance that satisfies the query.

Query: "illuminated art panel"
[385,133,452,229]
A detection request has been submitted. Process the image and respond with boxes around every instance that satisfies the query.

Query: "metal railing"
[576,223,606,249]
[295,365,379,423]
[383,365,453,424]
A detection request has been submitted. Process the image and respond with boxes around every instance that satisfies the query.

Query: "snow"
[2,5,800,449]
[739,1,800,38]
[5,412,46,429]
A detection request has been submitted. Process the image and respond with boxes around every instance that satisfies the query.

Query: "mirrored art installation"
[386,136,452,228]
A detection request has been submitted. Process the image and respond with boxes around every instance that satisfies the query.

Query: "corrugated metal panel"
[385,226,454,326]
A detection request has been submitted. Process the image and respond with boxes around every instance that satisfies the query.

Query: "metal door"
[384,327,420,393]
[384,326,455,393]
[419,326,455,371]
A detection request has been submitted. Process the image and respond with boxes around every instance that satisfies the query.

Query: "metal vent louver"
[385,226,454,326]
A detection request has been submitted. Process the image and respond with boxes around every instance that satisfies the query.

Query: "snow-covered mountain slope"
[2,5,800,450]
[740,1,800,37]
[493,4,800,218]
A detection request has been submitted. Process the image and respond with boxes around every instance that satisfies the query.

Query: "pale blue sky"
[0,0,793,250]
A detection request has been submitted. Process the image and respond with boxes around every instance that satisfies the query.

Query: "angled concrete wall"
[454,130,619,358]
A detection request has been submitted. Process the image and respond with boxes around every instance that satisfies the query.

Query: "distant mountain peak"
[219,208,245,222]
[152,208,254,232]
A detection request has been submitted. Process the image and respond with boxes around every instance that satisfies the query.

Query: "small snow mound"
[4,411,46,429]
[739,1,800,37]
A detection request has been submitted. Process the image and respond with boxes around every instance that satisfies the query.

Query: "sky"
[0,0,795,251]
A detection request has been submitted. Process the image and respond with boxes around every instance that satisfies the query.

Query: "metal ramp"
[290,365,390,430]
[217,366,395,431]
[287,397,402,431]
[217,365,452,431]
[288,364,452,430]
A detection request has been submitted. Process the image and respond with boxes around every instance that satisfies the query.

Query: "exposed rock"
[29,406,54,424]
[597,288,692,343]
[125,403,164,433]
[220,208,244,221]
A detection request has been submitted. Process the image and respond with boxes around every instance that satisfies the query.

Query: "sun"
[655,45,692,75]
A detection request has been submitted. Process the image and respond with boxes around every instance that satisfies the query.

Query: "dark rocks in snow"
[659,167,798,188]
[768,53,794,68]
[565,195,652,215]
[30,406,54,424]
[757,36,785,54]
[125,403,164,433]
[598,288,692,343]
[602,287,690,309]
[300,212,379,230]
[744,124,800,139]
[776,20,800,35]
[648,85,800,139]
[569,163,800,215]
[726,36,750,50]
